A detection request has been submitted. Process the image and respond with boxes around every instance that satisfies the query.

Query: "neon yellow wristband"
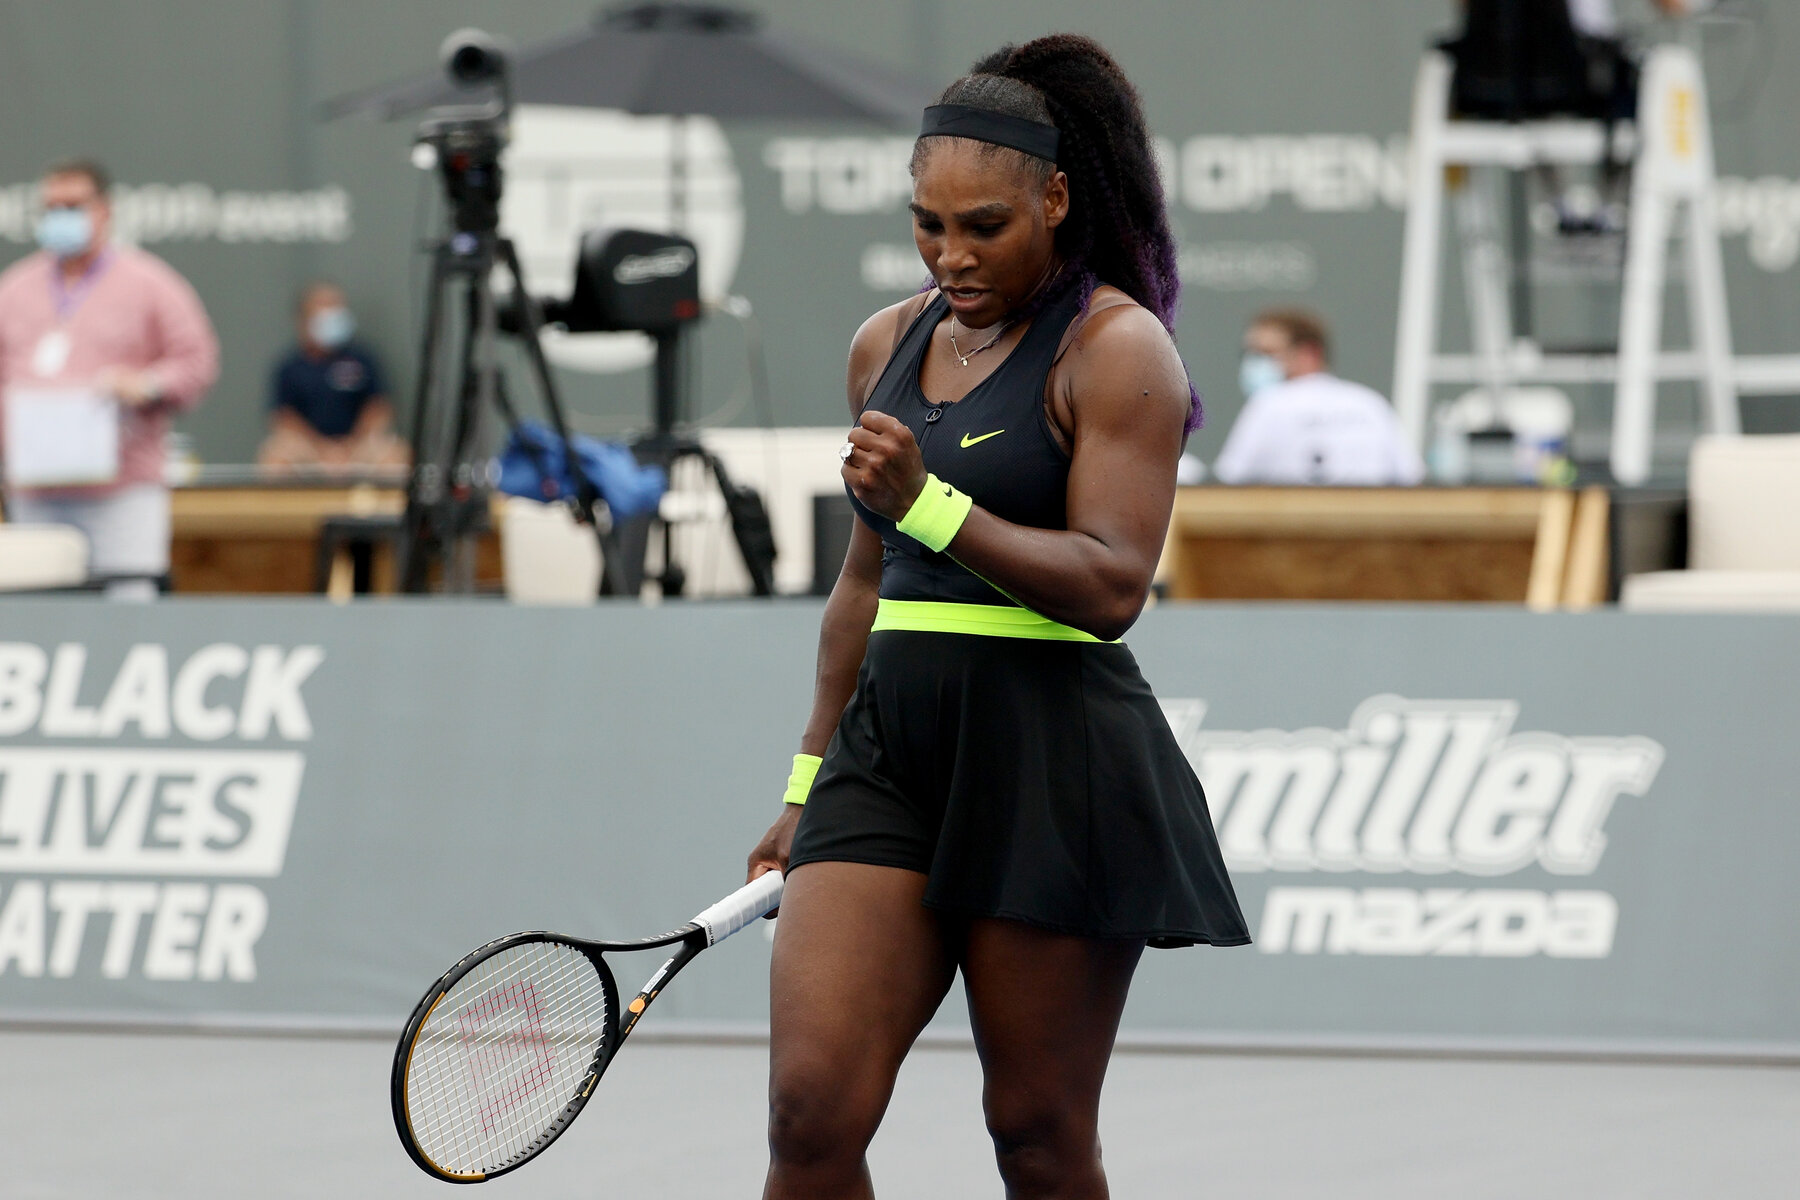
[784,753,823,806]
[895,473,973,553]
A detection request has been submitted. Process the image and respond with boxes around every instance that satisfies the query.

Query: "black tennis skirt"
[788,629,1251,948]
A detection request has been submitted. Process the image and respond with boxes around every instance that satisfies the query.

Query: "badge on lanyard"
[36,251,110,380]
[32,329,72,377]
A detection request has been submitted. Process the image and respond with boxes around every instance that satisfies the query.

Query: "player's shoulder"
[1065,285,1171,357]
[1055,286,1188,432]
[850,292,931,360]
[1057,286,1182,395]
[847,292,933,412]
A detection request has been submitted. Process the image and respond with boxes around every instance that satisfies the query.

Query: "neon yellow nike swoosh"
[960,429,1004,448]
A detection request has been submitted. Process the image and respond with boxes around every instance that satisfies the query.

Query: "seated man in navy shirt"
[257,282,407,472]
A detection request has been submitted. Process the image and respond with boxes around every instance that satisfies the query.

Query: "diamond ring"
[839,441,855,462]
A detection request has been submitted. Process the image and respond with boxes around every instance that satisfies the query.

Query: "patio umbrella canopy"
[323,2,928,125]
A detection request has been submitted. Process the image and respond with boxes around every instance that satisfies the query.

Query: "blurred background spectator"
[258,281,407,474]
[0,158,218,598]
[1212,308,1424,486]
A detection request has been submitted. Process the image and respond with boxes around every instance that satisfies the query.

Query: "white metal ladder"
[1392,44,1747,485]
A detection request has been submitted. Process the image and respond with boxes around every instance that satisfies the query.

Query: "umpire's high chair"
[1391,44,1742,485]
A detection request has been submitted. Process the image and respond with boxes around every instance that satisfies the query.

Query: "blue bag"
[495,421,667,521]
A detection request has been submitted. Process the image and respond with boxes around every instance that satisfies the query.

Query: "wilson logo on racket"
[457,981,558,1133]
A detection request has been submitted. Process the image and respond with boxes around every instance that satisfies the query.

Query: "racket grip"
[692,871,785,946]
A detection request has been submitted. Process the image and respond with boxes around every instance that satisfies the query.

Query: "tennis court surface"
[6,1029,1796,1199]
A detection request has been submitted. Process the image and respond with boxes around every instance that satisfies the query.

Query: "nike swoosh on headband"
[960,430,1004,448]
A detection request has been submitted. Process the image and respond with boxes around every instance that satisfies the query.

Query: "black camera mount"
[545,229,777,596]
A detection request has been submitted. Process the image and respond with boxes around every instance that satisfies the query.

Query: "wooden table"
[170,484,501,595]
[170,484,403,594]
[1157,485,1610,608]
[169,482,1610,605]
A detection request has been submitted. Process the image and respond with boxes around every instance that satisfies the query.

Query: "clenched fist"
[842,410,928,521]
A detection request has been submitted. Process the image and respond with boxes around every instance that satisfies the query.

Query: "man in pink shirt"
[0,159,219,597]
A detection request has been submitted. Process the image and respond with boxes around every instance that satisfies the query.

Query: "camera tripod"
[395,41,774,597]
[396,231,615,594]
[351,26,781,596]
[609,329,777,597]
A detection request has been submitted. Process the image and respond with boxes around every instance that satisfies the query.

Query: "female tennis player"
[747,34,1248,1199]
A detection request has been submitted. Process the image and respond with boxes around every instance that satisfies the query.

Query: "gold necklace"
[949,315,1009,367]
[945,257,1062,365]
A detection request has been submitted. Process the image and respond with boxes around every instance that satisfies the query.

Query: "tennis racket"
[391,870,784,1183]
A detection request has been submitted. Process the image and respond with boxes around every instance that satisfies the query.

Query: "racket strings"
[404,941,613,1176]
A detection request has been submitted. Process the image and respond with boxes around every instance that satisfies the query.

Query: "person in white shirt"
[1211,308,1424,487]
[1561,0,1715,39]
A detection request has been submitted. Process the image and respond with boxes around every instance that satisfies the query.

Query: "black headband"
[919,104,1060,162]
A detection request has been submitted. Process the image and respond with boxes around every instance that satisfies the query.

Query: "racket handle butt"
[693,870,784,946]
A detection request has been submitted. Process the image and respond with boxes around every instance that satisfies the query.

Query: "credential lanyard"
[50,249,113,322]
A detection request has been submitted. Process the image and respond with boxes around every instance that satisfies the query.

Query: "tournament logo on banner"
[1162,694,1664,959]
[763,133,1800,291]
[0,643,319,983]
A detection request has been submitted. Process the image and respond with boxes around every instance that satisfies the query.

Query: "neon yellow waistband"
[870,599,1115,642]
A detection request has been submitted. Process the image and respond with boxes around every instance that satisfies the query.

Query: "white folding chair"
[0,523,91,592]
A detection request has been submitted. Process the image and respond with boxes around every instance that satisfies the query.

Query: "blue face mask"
[35,208,93,258]
[309,306,356,350]
[1238,353,1284,398]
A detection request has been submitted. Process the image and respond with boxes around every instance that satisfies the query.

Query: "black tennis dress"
[788,289,1249,948]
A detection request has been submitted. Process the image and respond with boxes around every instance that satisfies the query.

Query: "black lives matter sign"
[0,643,320,983]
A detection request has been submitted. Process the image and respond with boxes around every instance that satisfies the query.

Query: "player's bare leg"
[962,919,1143,1200]
[765,861,957,1200]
